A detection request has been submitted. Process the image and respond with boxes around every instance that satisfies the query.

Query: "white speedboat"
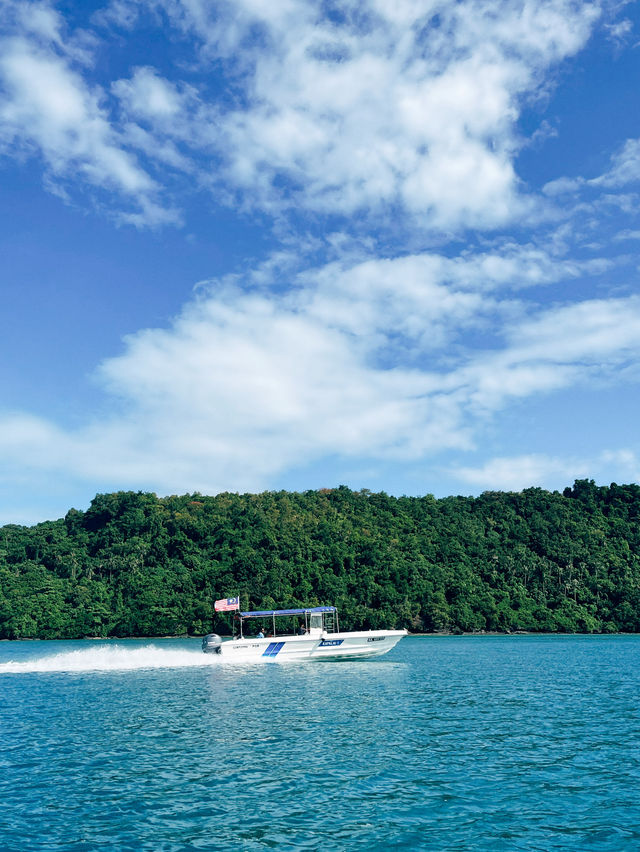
[202,606,406,661]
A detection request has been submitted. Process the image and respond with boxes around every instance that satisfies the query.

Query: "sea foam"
[0,643,222,674]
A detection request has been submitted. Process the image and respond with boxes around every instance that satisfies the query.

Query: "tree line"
[1,479,640,639]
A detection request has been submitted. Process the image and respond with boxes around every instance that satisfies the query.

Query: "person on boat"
[297,625,307,635]
[256,628,264,638]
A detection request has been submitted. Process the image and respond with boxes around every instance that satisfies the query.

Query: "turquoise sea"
[1,635,640,851]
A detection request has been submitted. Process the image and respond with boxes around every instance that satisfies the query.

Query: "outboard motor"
[202,633,223,654]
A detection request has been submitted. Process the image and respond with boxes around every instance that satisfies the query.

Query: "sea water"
[1,635,640,851]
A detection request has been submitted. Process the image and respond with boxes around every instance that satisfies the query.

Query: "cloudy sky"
[1,0,640,524]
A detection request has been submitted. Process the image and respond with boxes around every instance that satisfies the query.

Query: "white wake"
[0,643,222,674]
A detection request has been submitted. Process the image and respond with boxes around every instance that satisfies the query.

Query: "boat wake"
[0,644,223,674]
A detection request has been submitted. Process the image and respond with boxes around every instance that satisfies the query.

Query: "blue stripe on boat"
[262,642,285,657]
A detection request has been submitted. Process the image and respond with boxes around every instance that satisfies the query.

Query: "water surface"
[1,635,639,850]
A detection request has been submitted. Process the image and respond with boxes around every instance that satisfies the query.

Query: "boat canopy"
[239,606,336,619]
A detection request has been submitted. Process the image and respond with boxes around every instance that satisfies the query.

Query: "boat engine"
[202,633,223,654]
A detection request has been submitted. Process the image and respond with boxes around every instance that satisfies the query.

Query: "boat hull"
[211,629,406,662]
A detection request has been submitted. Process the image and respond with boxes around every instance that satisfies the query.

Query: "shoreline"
[2,629,636,642]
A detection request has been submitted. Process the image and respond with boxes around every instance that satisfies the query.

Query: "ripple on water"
[2,636,640,850]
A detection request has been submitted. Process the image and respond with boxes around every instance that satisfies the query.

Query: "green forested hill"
[1,480,640,639]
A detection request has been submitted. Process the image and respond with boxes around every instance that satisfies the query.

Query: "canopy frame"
[239,606,336,618]
[236,606,338,639]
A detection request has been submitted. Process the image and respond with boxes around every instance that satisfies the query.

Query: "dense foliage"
[1,480,640,639]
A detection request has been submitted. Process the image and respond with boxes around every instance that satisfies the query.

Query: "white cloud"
[452,448,640,492]
[604,17,633,46]
[0,5,178,226]
[453,295,640,413]
[451,454,588,491]
[15,2,64,46]
[614,229,640,242]
[210,0,598,227]
[0,40,142,192]
[590,138,640,189]
[0,280,468,497]
[600,449,640,482]
[112,67,187,122]
[5,0,640,523]
[506,296,640,360]
[544,138,640,200]
[2,248,640,500]
[542,175,582,196]
[0,0,607,231]
[100,0,601,230]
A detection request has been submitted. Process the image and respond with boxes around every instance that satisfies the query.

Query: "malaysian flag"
[214,596,240,612]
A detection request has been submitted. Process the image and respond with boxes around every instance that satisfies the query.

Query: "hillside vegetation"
[1,480,640,639]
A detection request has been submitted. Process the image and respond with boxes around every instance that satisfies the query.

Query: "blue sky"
[2,0,640,525]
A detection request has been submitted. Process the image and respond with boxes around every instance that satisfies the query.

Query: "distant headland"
[1,480,639,640]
